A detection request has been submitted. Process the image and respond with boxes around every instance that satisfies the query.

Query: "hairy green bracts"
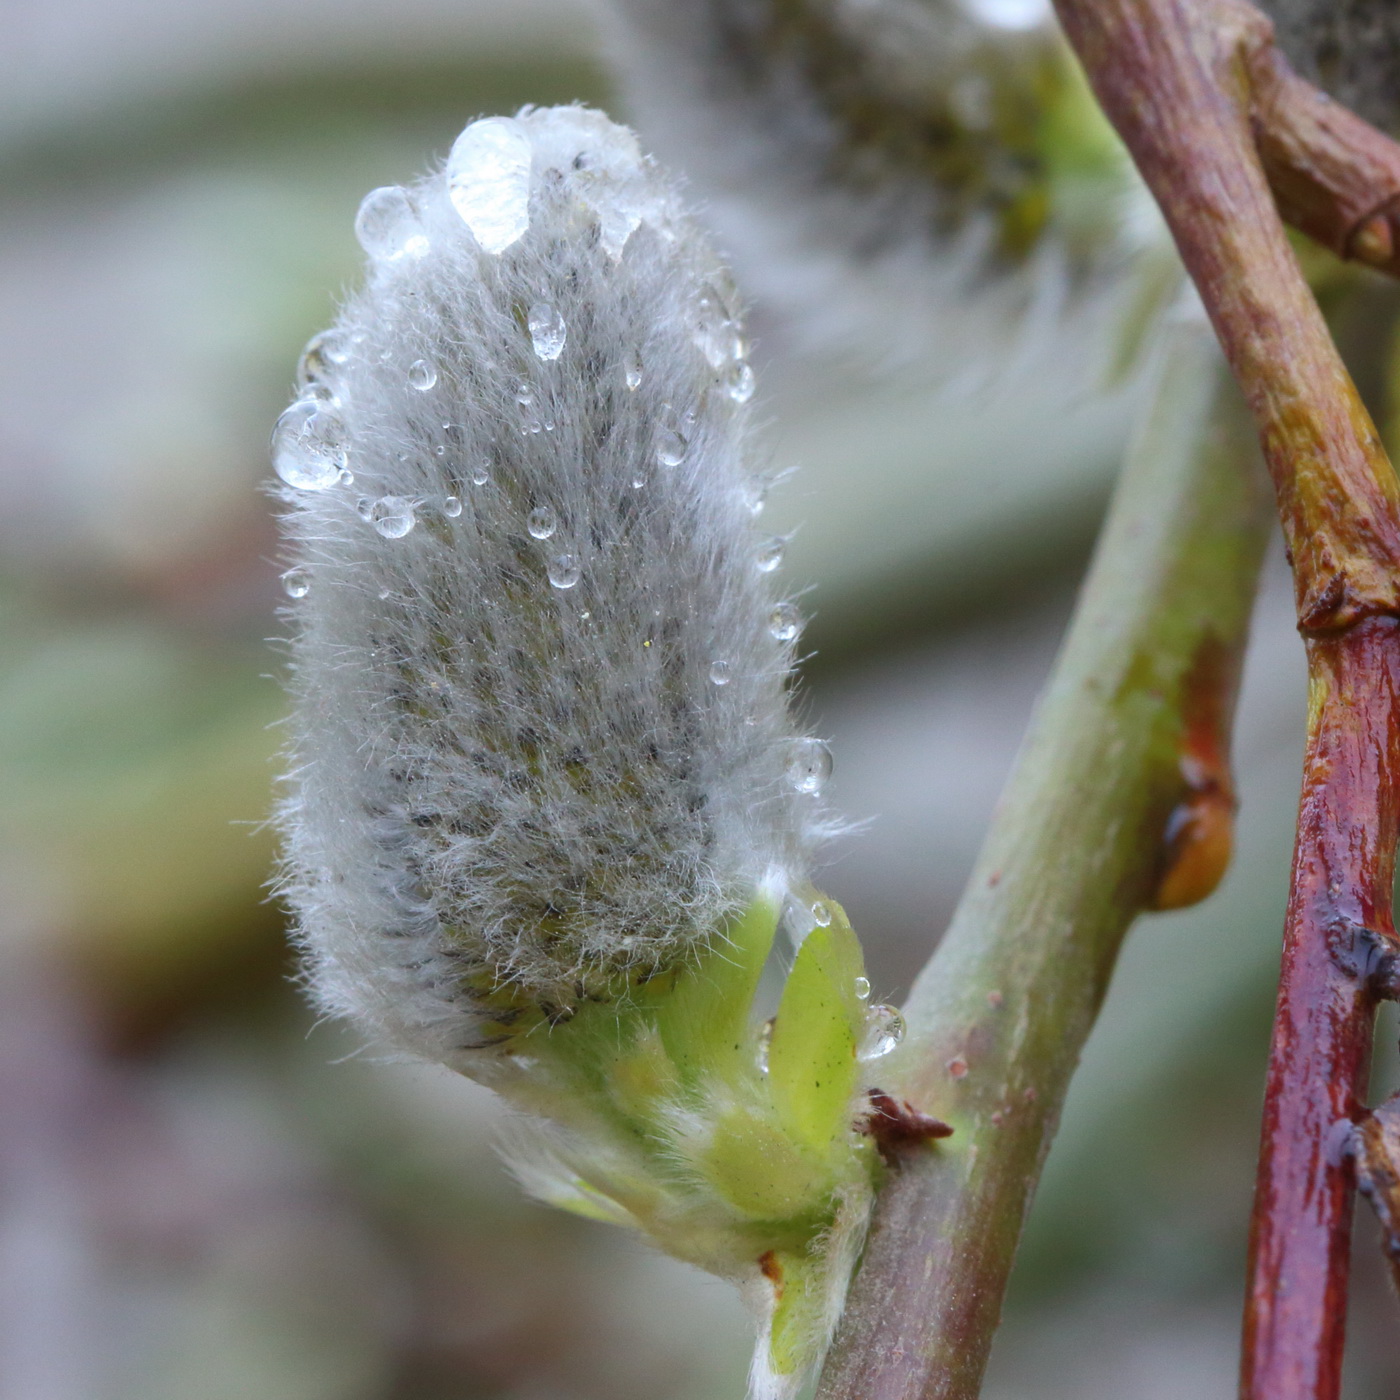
[491,891,889,1397]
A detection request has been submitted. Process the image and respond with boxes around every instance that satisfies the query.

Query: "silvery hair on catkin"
[273,106,835,1071]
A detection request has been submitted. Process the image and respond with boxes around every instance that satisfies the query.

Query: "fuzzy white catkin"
[598,0,1162,384]
[274,106,834,1070]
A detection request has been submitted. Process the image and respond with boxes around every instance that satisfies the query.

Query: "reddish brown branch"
[1047,1,1400,1396]
[1243,621,1400,1397]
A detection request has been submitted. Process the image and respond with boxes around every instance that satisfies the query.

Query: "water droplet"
[369,496,416,538]
[810,900,831,927]
[280,566,310,598]
[786,737,832,794]
[656,404,690,467]
[338,467,354,485]
[630,467,649,490]
[528,302,567,360]
[356,496,374,521]
[515,382,534,404]
[756,536,786,573]
[708,660,731,686]
[624,350,643,391]
[527,505,558,539]
[859,1005,906,1062]
[723,361,756,404]
[272,399,347,490]
[755,1017,775,1074]
[408,358,437,391]
[768,603,801,643]
[693,283,745,368]
[854,976,871,1001]
[443,496,463,517]
[547,553,580,589]
[296,329,351,391]
[446,117,534,253]
[354,185,430,262]
[470,462,490,486]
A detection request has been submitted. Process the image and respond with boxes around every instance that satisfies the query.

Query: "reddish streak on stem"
[1243,620,1400,1399]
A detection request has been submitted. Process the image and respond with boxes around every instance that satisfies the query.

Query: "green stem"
[814,320,1272,1400]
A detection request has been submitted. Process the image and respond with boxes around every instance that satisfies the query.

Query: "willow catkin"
[273,105,837,1072]
[598,0,1161,382]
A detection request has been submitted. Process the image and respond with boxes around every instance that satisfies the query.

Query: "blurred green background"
[1,2,1399,1397]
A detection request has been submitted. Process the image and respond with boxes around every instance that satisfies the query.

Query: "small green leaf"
[766,900,867,1158]
[655,893,780,1089]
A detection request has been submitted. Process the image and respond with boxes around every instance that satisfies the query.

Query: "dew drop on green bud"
[858,1005,905,1062]
[810,901,831,927]
[756,1016,776,1074]
[854,976,871,1001]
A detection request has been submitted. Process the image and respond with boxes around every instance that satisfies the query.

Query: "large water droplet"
[858,1005,906,1062]
[768,603,801,643]
[356,496,374,521]
[442,496,463,517]
[527,505,558,540]
[470,461,491,487]
[756,536,786,573]
[408,358,437,391]
[624,350,643,391]
[810,900,832,927]
[280,566,310,599]
[447,117,534,253]
[708,660,731,686]
[296,329,351,393]
[786,737,832,794]
[272,399,347,490]
[528,302,567,360]
[854,976,871,1001]
[355,186,430,262]
[547,553,580,589]
[369,496,416,538]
